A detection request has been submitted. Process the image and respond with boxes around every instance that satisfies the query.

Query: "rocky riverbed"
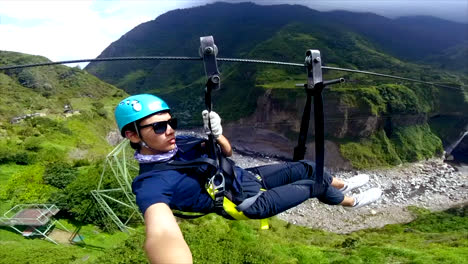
[231,152,467,234]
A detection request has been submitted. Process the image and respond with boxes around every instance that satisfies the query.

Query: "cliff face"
[224,88,438,170]
[233,88,428,138]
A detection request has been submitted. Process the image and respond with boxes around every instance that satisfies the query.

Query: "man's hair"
[122,122,141,150]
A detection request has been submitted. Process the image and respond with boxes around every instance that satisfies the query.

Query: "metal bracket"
[200,36,220,92]
[199,35,222,172]
[305,49,323,92]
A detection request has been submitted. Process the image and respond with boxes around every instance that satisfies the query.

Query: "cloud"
[202,0,468,22]
[0,0,189,67]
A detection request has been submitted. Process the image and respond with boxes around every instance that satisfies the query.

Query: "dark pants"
[242,161,344,219]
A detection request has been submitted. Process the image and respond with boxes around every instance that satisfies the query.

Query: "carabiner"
[208,171,225,194]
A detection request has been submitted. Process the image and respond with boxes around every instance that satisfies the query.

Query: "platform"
[0,204,68,244]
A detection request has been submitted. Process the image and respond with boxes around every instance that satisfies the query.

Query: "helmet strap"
[133,122,142,139]
[133,121,156,152]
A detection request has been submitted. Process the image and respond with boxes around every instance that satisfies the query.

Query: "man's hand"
[202,110,223,138]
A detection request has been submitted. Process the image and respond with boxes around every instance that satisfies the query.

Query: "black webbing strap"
[293,89,314,162]
[313,84,325,184]
[293,51,344,187]
[140,157,219,175]
[293,50,325,185]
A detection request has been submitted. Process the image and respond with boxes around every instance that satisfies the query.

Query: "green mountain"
[86,2,468,89]
[84,2,468,168]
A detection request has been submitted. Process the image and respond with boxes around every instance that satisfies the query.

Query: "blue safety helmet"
[115,94,170,136]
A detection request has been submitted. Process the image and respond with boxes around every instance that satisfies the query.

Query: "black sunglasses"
[139,118,178,134]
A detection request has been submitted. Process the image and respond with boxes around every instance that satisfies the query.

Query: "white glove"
[202,110,222,138]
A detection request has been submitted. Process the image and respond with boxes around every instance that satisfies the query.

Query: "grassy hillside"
[0,51,129,225]
[0,51,125,162]
[0,205,466,263]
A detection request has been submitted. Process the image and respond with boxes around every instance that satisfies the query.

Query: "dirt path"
[48,229,72,244]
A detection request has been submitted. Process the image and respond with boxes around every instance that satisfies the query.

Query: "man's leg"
[244,161,343,218]
[247,161,326,189]
[242,184,311,219]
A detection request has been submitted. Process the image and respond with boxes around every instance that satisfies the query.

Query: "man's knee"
[242,204,271,219]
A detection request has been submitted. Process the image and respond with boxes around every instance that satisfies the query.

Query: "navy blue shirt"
[131,136,261,215]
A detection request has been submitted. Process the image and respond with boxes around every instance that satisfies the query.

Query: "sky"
[0,0,466,68]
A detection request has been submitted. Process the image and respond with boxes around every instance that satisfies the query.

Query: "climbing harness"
[138,135,268,228]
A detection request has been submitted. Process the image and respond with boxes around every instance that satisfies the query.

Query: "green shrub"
[37,144,67,163]
[23,136,43,151]
[53,161,130,229]
[376,84,423,113]
[0,145,16,164]
[0,241,90,264]
[0,164,56,203]
[13,150,37,165]
[54,164,103,221]
[340,130,401,169]
[43,161,78,189]
[92,102,108,117]
[341,124,443,169]
[26,116,72,135]
[391,124,443,162]
[73,159,91,167]
[92,229,148,264]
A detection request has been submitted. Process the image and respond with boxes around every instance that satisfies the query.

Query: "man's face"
[137,112,176,155]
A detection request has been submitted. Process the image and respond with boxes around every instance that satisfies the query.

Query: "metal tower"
[91,139,143,232]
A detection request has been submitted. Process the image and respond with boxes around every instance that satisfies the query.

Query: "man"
[114,94,382,263]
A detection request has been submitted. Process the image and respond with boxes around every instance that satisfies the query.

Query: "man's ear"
[125,130,141,144]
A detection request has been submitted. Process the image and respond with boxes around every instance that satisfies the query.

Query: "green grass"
[0,219,130,264]
[0,205,466,263]
[0,163,29,186]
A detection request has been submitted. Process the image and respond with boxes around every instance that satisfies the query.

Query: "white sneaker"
[352,188,382,208]
[340,174,369,194]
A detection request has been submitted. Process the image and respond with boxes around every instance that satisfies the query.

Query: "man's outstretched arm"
[144,203,192,264]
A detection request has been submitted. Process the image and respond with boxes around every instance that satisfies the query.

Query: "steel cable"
[0,56,464,91]
[0,56,202,70]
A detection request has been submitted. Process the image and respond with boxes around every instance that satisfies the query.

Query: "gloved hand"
[202,110,223,138]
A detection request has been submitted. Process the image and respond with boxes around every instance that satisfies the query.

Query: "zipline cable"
[321,66,462,91]
[0,56,464,91]
[0,56,202,70]
[217,57,303,67]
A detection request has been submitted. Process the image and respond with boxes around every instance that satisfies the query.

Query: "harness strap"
[140,157,219,175]
[235,191,264,212]
[147,155,253,220]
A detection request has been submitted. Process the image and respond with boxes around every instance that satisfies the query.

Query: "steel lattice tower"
[92,139,143,232]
